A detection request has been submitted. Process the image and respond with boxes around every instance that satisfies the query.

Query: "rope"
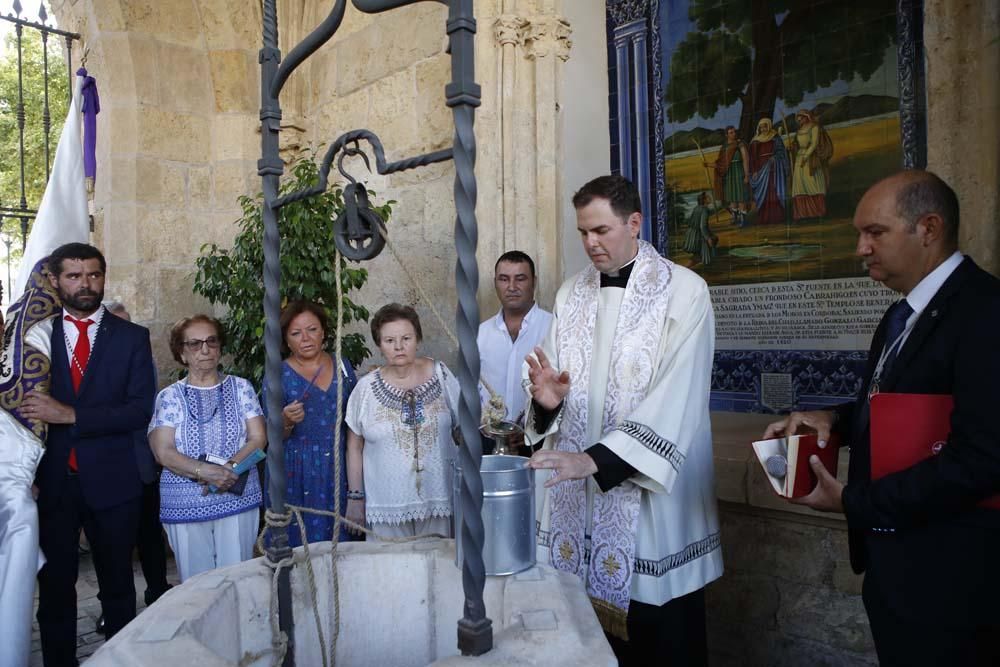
[245,207,504,666]
[243,506,449,667]
[330,249,344,667]
[375,219,505,419]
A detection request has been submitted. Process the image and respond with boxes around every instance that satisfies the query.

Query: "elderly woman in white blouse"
[345,303,459,539]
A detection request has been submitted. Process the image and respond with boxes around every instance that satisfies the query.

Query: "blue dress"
[265,357,359,545]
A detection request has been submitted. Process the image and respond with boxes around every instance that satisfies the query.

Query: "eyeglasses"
[182,337,221,351]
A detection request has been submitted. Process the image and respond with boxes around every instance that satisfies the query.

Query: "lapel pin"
[931,309,938,318]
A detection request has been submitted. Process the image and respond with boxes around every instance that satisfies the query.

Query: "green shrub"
[193,157,392,387]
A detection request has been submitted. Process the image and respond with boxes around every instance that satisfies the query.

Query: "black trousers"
[37,476,140,667]
[608,588,708,667]
[863,575,1000,667]
[136,479,170,600]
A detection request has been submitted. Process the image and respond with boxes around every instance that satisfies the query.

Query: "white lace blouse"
[345,362,459,525]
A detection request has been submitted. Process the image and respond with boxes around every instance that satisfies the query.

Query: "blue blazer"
[35,311,157,512]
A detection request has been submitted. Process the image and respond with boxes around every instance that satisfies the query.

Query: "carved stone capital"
[522,16,572,62]
[494,14,527,47]
[607,0,648,27]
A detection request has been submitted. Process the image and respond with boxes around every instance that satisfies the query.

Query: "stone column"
[519,10,571,306]
[924,0,1000,274]
[493,11,527,255]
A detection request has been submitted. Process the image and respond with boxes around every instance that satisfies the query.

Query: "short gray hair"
[895,171,959,242]
[103,300,127,315]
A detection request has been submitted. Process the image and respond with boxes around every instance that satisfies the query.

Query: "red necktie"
[66,316,93,471]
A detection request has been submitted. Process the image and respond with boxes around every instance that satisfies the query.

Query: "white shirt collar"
[62,304,106,326]
[904,251,964,317]
[492,302,540,332]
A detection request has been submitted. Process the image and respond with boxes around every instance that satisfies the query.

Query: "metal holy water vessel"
[482,419,522,456]
[454,446,536,576]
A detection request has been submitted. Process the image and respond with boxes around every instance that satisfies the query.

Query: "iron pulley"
[333,182,386,261]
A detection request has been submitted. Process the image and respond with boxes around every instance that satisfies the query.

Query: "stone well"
[86,538,615,666]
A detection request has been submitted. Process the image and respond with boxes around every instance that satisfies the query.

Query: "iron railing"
[0,0,80,301]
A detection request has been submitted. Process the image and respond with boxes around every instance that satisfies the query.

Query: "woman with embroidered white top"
[345,303,459,539]
[148,315,265,582]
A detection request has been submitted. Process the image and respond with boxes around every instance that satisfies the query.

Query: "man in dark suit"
[764,170,1000,666]
[26,243,156,667]
[88,301,170,636]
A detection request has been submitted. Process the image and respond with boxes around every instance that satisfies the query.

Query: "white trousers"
[0,431,44,667]
[165,508,259,583]
[370,516,451,541]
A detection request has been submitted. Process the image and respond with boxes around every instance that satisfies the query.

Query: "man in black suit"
[764,170,1000,666]
[27,243,156,667]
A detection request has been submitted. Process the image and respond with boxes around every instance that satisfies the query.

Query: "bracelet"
[347,489,365,500]
[194,465,203,483]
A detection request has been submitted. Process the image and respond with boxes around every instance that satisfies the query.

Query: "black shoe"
[95,614,106,634]
[144,584,173,606]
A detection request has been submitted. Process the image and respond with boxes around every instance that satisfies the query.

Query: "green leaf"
[191,154,386,390]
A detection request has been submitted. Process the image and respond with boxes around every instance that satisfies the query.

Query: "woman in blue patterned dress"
[149,315,265,582]
[270,300,358,545]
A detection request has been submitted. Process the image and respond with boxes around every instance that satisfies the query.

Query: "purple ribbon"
[77,67,100,181]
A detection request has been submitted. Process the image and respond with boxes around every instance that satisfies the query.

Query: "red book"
[752,433,839,499]
[870,392,1000,510]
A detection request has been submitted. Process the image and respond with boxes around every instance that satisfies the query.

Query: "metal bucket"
[453,454,536,576]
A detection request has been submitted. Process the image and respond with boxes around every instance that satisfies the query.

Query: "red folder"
[870,392,1000,509]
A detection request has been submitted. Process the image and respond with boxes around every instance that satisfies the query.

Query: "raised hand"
[524,347,570,411]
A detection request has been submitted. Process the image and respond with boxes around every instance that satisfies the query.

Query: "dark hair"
[494,250,536,278]
[571,175,642,222]
[49,243,107,277]
[168,314,225,365]
[370,303,422,345]
[895,170,960,243]
[280,300,329,355]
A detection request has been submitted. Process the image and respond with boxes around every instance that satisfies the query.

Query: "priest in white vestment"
[0,260,60,667]
[525,175,722,665]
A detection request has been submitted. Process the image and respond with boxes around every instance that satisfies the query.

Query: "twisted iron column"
[445,0,493,655]
[258,1,295,665]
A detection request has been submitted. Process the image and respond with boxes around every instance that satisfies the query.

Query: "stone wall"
[47,0,577,375]
[924,0,1000,274]
[707,505,875,667]
[49,0,263,368]
[709,413,876,666]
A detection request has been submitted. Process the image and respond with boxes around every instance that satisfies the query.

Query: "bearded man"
[31,243,156,667]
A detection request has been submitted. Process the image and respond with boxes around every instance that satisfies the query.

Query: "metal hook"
[336,140,372,185]
[80,46,90,69]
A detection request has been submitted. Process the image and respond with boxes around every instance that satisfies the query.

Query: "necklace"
[405,389,424,496]
[62,326,92,377]
[184,377,225,425]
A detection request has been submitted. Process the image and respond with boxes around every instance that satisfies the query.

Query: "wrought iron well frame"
[258,1,492,663]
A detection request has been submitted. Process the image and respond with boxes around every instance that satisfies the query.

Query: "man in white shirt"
[477,251,552,425]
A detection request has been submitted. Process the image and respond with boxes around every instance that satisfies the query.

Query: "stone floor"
[28,550,180,666]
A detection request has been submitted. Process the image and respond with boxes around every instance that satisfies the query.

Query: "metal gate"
[0,0,80,302]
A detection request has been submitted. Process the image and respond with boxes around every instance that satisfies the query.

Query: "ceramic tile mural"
[607,0,926,412]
